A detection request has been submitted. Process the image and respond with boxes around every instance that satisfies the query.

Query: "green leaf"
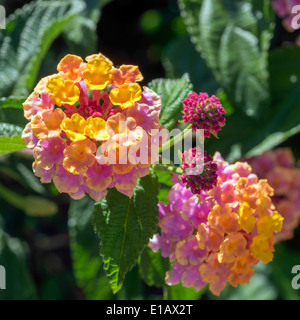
[0,0,85,96]
[68,197,113,300]
[0,97,26,136]
[148,74,193,131]
[206,66,300,161]
[115,266,145,300]
[153,170,173,204]
[218,24,269,116]
[154,171,173,187]
[62,0,111,57]
[0,97,25,109]
[0,135,25,156]
[0,109,26,129]
[138,246,170,288]
[165,283,206,300]
[178,0,274,116]
[0,227,37,299]
[0,183,58,217]
[0,123,23,137]
[93,171,159,294]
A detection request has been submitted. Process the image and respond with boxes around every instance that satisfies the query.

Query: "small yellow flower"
[109,83,142,109]
[46,75,80,106]
[60,113,87,142]
[85,117,110,141]
[82,58,113,90]
[257,210,284,237]
[250,235,274,264]
[271,210,284,233]
[238,202,256,233]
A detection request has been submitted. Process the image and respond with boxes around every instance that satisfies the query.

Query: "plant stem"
[152,163,184,175]
[159,124,192,153]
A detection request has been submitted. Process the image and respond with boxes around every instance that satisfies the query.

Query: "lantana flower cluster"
[150,153,283,296]
[182,92,226,138]
[180,148,218,194]
[22,53,162,201]
[179,92,226,195]
[246,148,300,241]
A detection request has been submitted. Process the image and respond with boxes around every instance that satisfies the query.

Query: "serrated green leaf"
[148,74,193,131]
[0,135,25,156]
[0,0,85,96]
[218,24,269,116]
[206,47,300,161]
[178,0,274,116]
[62,0,111,56]
[93,171,159,294]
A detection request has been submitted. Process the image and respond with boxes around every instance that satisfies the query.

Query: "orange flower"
[208,205,240,235]
[85,52,113,65]
[111,65,143,86]
[31,109,66,140]
[57,54,86,82]
[63,139,96,175]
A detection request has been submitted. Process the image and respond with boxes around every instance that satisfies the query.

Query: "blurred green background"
[0,0,300,300]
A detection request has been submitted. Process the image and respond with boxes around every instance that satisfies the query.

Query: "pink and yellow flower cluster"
[246,148,300,241]
[22,53,162,201]
[150,153,283,296]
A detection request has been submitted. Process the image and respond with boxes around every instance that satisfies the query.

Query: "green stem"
[152,163,184,175]
[159,124,192,153]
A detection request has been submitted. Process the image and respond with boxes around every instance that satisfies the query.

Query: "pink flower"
[150,153,283,296]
